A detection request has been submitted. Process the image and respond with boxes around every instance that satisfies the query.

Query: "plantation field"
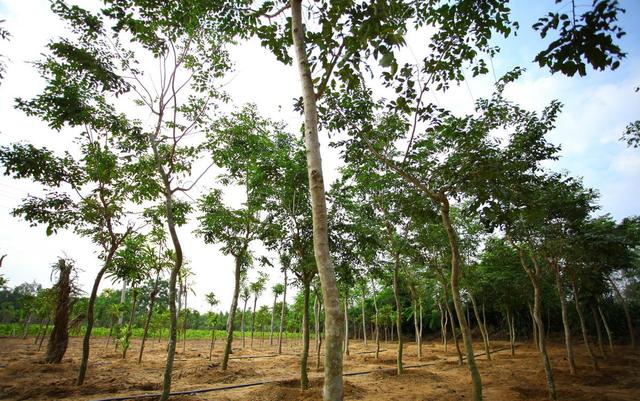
[0,337,638,401]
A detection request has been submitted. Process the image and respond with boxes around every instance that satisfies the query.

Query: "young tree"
[138,231,171,364]
[109,234,151,360]
[269,283,285,346]
[197,105,276,369]
[205,292,220,360]
[250,272,268,348]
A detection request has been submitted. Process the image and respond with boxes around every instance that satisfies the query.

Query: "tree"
[138,230,171,364]
[0,1,136,381]
[205,292,220,360]
[240,284,251,349]
[250,272,268,348]
[109,233,152,360]
[269,283,285,346]
[197,104,276,370]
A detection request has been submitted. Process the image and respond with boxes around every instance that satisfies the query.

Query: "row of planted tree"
[0,1,637,401]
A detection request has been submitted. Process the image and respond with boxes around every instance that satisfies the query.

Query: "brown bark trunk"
[251,294,257,348]
[552,264,576,374]
[291,1,344,398]
[506,307,515,356]
[441,202,482,401]
[222,251,244,370]
[38,318,50,352]
[343,290,349,356]
[447,301,462,363]
[270,293,277,346]
[513,243,556,400]
[393,252,403,374]
[609,276,635,349]
[138,273,160,364]
[597,303,614,353]
[77,252,115,384]
[371,280,380,359]
[528,303,539,350]
[278,267,288,355]
[122,287,138,359]
[209,325,216,360]
[46,259,71,364]
[301,282,310,389]
[315,293,322,370]
[591,305,606,357]
[361,287,367,348]
[469,292,490,361]
[571,280,598,371]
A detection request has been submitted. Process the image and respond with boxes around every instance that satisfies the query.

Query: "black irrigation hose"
[229,354,279,360]
[90,345,516,401]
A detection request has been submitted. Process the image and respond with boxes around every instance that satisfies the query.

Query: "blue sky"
[495,0,640,220]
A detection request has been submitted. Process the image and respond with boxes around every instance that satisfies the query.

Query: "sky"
[0,0,638,314]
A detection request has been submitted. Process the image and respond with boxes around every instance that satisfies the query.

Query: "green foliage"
[533,0,626,76]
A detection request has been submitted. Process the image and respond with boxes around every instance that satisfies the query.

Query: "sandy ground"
[0,334,638,400]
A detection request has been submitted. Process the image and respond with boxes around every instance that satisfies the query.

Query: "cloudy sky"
[0,0,638,313]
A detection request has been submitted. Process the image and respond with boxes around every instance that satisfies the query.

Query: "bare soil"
[0,335,638,400]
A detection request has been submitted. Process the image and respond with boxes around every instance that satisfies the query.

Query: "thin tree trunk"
[591,305,606,357]
[301,282,311,389]
[597,303,614,353]
[441,203,482,401]
[105,319,114,349]
[118,280,127,326]
[528,303,539,350]
[38,318,50,351]
[571,280,598,371]
[315,293,322,370]
[35,319,45,344]
[77,251,115,384]
[361,287,367,348]
[278,268,288,355]
[469,292,490,361]
[481,302,490,353]
[122,287,137,359]
[371,280,380,359]
[209,325,216,360]
[506,307,515,357]
[551,264,576,374]
[251,294,258,348]
[270,293,277,346]
[222,250,245,370]
[291,2,345,398]
[412,293,420,358]
[609,276,635,349]
[241,298,248,349]
[343,291,349,356]
[138,273,160,364]
[441,301,449,352]
[393,252,403,374]
[447,303,462,364]
[513,243,556,401]
[182,287,188,354]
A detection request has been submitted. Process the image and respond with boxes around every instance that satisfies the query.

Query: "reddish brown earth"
[0,335,638,400]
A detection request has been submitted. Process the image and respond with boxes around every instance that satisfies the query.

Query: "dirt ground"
[0,334,638,400]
